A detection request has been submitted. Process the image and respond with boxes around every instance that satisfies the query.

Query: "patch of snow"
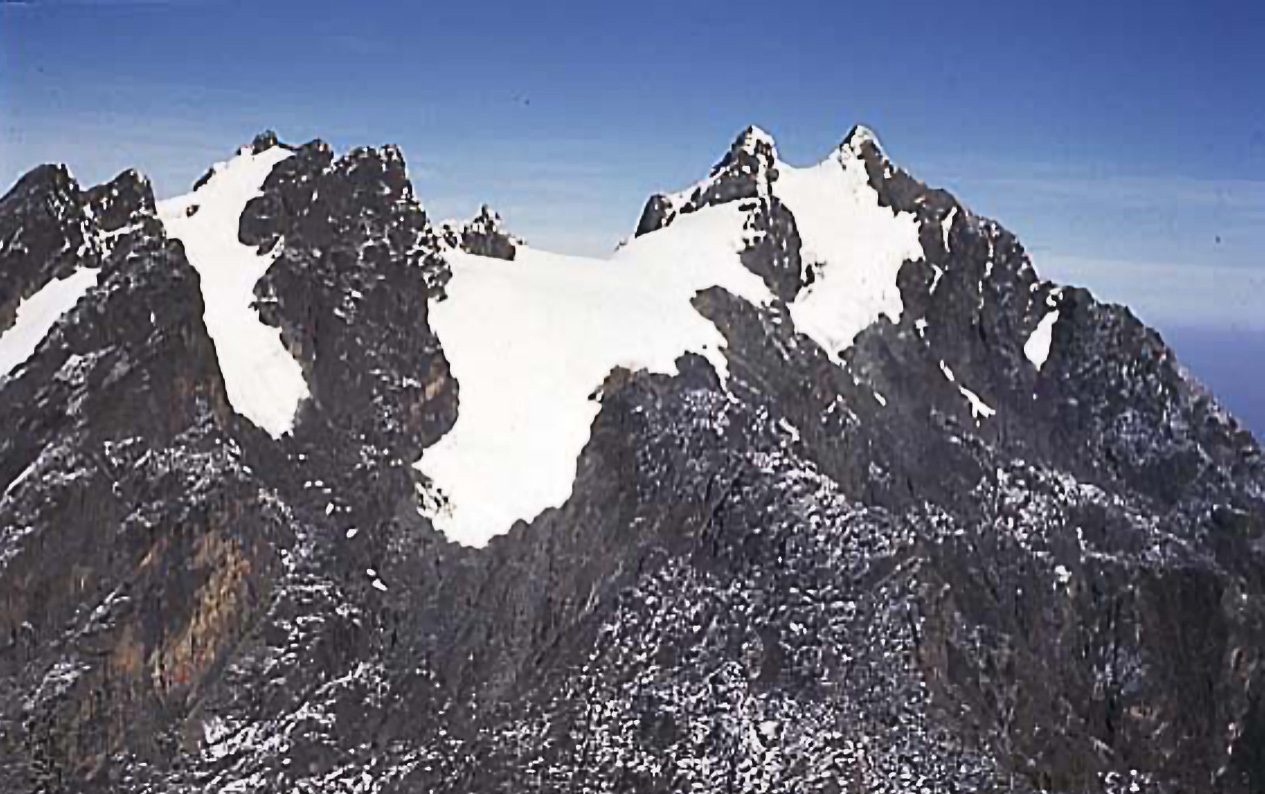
[776,145,924,357]
[959,385,996,420]
[1024,310,1060,371]
[929,264,945,294]
[941,207,957,252]
[738,125,778,157]
[345,527,358,539]
[873,390,887,407]
[0,267,99,379]
[776,417,801,441]
[371,578,388,592]
[915,317,928,338]
[941,360,995,419]
[416,202,774,546]
[1054,564,1072,586]
[843,124,883,156]
[2,458,38,500]
[157,147,308,438]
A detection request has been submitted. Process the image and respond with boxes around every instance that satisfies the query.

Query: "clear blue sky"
[2,0,1262,435]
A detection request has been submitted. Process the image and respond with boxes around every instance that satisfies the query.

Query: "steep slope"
[158,144,309,438]
[0,126,1261,794]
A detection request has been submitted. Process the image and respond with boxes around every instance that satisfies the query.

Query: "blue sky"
[1,0,1262,435]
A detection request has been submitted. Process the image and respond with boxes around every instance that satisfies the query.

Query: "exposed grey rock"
[438,204,521,261]
[0,126,1261,794]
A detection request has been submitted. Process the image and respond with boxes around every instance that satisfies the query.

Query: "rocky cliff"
[0,126,1261,793]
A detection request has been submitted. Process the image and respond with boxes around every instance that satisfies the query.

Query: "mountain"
[0,125,1261,793]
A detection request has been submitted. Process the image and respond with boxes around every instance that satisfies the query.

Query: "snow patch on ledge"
[416,202,773,547]
[1024,310,1060,371]
[158,146,309,438]
[959,385,997,420]
[0,267,99,379]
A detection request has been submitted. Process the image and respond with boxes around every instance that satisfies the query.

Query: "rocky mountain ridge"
[0,125,1261,793]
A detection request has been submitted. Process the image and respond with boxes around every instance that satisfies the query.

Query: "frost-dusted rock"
[0,125,1261,794]
[634,125,780,237]
[738,194,803,301]
[633,192,676,236]
[459,204,520,260]
[240,136,456,455]
[0,166,96,332]
[250,129,283,154]
[437,205,521,261]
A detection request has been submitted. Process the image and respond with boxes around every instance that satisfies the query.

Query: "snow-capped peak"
[840,124,885,158]
[733,124,779,162]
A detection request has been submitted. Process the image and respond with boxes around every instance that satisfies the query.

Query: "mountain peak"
[3,125,1262,794]
[840,123,885,157]
[712,124,780,177]
[440,203,521,260]
[732,124,779,160]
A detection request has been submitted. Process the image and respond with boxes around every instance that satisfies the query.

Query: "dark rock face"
[739,195,804,301]
[240,140,457,457]
[456,204,520,260]
[0,165,99,336]
[0,128,1262,794]
[437,204,521,261]
[634,125,779,237]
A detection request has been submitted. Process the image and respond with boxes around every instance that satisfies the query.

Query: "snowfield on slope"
[0,266,99,379]
[774,133,924,358]
[158,147,310,438]
[417,130,930,547]
[416,202,773,546]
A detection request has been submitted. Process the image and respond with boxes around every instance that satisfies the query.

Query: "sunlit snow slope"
[417,130,930,547]
[417,204,772,546]
[0,267,98,378]
[158,147,309,438]
[775,130,923,357]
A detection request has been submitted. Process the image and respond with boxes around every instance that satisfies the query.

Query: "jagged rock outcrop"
[439,204,521,261]
[635,125,780,237]
[0,126,1261,794]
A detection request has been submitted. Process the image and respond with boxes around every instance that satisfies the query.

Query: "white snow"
[843,124,883,155]
[959,385,996,420]
[941,360,996,420]
[873,390,887,407]
[776,417,801,441]
[415,202,774,546]
[775,145,924,357]
[2,458,38,500]
[0,267,99,379]
[157,147,309,438]
[1024,310,1060,371]
[941,207,957,251]
[345,527,359,539]
[417,128,932,547]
